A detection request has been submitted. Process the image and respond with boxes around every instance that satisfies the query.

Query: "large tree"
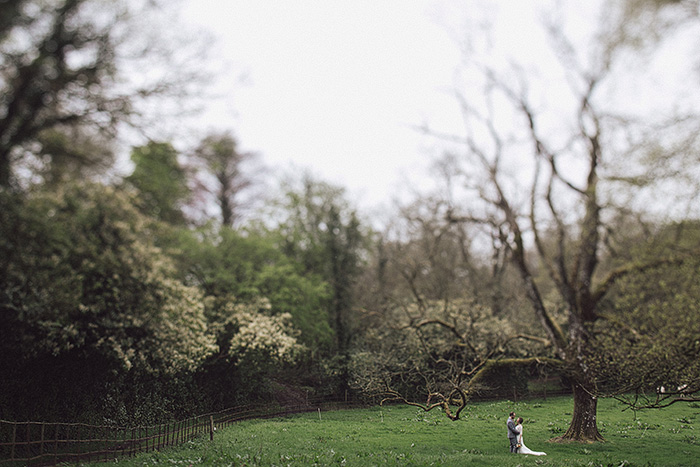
[273,175,367,353]
[260,174,370,394]
[422,1,700,441]
[351,193,552,417]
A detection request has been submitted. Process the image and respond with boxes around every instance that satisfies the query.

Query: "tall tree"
[192,132,260,227]
[0,0,206,189]
[265,174,369,393]
[424,2,700,441]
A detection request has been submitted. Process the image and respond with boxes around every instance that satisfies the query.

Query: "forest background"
[1,0,700,443]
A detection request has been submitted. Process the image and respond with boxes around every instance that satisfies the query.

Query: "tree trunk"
[556,382,604,442]
[0,147,11,188]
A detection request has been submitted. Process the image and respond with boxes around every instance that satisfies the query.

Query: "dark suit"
[507,417,519,452]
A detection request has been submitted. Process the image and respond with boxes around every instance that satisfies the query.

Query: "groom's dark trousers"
[507,417,519,453]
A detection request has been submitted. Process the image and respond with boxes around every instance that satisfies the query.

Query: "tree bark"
[556,382,604,442]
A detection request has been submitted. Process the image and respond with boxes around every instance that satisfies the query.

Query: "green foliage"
[203,296,304,365]
[0,183,216,372]
[166,225,336,407]
[273,176,367,286]
[79,396,700,466]
[0,184,216,421]
[125,141,190,225]
[264,174,371,399]
[590,258,700,399]
[171,226,333,351]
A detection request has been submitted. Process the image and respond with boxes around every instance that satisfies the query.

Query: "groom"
[507,411,519,453]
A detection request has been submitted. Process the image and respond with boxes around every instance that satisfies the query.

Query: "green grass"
[80,396,700,466]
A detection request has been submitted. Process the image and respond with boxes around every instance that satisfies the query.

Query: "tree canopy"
[0,0,205,189]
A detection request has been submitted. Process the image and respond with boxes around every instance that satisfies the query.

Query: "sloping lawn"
[82,395,699,466]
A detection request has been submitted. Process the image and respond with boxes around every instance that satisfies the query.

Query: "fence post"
[40,423,45,456]
[209,416,214,441]
[10,424,16,460]
[543,378,548,401]
[54,424,59,464]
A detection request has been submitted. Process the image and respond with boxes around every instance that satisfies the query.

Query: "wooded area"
[1,0,700,445]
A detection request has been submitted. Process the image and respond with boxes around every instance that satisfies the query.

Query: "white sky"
[176,1,698,217]
[178,1,554,212]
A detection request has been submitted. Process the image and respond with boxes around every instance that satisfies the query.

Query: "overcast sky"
[178,1,558,212]
[176,1,697,217]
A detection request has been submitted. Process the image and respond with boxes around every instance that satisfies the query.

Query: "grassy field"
[82,395,699,466]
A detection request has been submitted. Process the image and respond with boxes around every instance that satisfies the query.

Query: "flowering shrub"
[205,296,305,366]
[0,183,218,375]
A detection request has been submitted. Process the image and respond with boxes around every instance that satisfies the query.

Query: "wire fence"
[0,398,362,467]
[0,382,569,466]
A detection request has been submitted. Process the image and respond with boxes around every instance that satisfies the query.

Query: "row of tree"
[0,166,368,424]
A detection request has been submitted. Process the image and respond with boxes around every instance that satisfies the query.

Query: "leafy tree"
[272,175,368,351]
[204,295,304,369]
[125,141,190,225]
[254,174,371,396]
[0,183,216,420]
[416,2,700,441]
[167,225,333,405]
[171,226,334,352]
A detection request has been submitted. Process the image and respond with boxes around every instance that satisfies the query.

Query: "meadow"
[82,395,699,466]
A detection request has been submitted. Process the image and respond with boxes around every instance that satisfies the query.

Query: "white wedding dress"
[516,425,546,456]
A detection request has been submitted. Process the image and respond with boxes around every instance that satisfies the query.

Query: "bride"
[515,417,547,456]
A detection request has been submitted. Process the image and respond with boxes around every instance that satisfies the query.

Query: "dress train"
[516,425,546,456]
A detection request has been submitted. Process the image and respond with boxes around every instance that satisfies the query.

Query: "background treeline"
[0,145,372,424]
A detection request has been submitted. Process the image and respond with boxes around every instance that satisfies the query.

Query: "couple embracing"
[507,411,546,456]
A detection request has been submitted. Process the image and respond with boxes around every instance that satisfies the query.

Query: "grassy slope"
[83,396,699,466]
